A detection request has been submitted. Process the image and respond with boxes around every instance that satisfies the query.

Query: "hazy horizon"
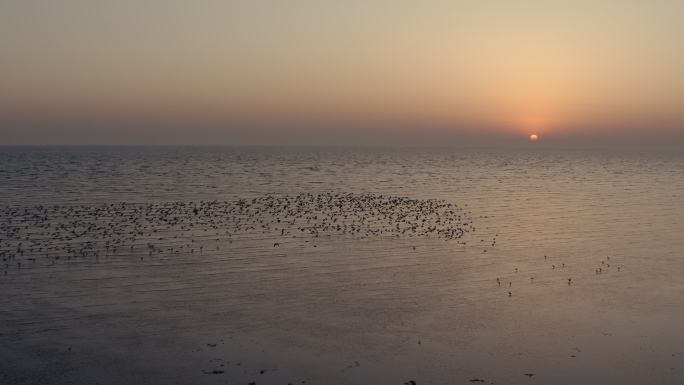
[2,126,684,150]
[2,1,683,148]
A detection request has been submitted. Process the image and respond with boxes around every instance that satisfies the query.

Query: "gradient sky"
[1,1,683,146]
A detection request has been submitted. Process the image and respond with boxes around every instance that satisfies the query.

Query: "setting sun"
[529,133,539,141]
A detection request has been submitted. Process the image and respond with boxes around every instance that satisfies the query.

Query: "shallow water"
[2,146,684,385]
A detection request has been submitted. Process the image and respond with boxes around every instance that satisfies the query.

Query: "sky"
[1,0,683,147]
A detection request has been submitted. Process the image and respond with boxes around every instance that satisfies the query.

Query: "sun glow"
[529,133,539,141]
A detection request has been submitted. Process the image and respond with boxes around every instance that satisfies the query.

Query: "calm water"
[2,146,684,385]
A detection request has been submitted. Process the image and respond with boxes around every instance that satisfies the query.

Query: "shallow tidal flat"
[2,147,684,385]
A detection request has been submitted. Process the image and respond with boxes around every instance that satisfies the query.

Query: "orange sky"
[1,1,683,145]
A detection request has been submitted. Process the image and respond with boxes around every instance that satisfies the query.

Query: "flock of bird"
[0,191,622,299]
[496,254,623,298]
[0,192,479,276]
